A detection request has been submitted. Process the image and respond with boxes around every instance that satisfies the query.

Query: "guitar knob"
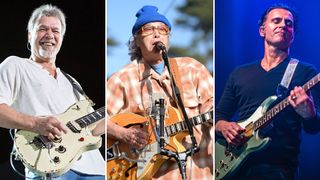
[53,156,60,163]
[57,145,66,153]
[225,151,230,156]
[110,168,116,173]
[215,169,220,177]
[219,160,226,168]
[53,137,62,143]
[229,154,235,161]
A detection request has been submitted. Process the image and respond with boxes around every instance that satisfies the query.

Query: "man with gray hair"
[0,4,105,179]
[107,5,213,179]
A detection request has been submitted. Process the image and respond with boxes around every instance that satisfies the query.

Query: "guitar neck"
[254,73,320,130]
[75,106,105,128]
[165,110,213,136]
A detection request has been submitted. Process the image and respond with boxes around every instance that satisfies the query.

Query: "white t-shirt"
[0,56,105,175]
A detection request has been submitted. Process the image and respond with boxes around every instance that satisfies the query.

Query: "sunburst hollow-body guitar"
[107,106,213,180]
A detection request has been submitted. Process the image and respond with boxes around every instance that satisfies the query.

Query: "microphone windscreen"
[155,41,166,51]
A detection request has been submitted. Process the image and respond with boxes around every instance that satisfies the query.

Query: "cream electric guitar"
[14,100,104,177]
[107,106,213,180]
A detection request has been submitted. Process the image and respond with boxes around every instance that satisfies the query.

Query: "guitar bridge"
[31,135,54,149]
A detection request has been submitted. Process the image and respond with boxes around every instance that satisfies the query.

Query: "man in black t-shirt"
[215,4,320,180]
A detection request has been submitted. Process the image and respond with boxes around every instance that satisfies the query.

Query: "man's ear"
[259,25,265,38]
[28,32,31,43]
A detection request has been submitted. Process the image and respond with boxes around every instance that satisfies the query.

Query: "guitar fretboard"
[165,110,213,136]
[67,107,105,133]
[254,73,320,130]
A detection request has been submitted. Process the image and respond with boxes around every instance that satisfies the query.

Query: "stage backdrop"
[216,1,320,179]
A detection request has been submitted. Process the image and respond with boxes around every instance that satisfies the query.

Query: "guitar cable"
[9,128,39,180]
[9,129,28,178]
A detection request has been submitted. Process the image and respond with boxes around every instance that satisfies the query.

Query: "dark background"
[0,1,105,179]
[216,1,320,179]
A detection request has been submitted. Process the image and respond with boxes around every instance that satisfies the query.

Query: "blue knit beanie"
[132,5,171,35]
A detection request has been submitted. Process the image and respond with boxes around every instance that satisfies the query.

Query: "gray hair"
[27,4,66,36]
[128,36,142,61]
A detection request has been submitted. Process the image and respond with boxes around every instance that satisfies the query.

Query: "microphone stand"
[157,44,199,180]
[159,98,165,150]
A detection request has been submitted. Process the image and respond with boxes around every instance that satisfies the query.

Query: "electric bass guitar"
[14,100,105,177]
[215,73,320,179]
[107,106,213,180]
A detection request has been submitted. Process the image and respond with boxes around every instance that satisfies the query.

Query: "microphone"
[159,98,165,149]
[155,41,166,51]
[156,41,168,66]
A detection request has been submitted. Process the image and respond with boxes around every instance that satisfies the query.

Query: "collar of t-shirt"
[150,61,165,75]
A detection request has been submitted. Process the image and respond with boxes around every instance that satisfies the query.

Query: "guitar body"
[107,113,147,180]
[107,107,188,180]
[14,100,102,177]
[215,96,277,179]
[137,107,187,180]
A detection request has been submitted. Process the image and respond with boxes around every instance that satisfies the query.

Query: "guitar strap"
[281,58,299,88]
[168,58,185,109]
[276,58,299,98]
[61,70,94,105]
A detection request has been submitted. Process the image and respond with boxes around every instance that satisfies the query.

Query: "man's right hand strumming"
[216,120,245,146]
[0,103,68,140]
[107,120,148,149]
[33,116,68,140]
[119,127,148,149]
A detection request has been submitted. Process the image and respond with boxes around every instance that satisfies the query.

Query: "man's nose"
[153,29,160,37]
[279,19,289,28]
[45,31,54,38]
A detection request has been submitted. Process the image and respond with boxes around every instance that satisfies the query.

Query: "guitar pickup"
[66,121,82,133]
[31,135,54,149]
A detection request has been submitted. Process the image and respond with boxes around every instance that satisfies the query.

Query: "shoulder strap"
[60,70,94,105]
[168,58,185,105]
[276,58,299,98]
[280,58,299,88]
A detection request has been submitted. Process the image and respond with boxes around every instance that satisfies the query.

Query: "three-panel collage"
[1,0,320,180]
